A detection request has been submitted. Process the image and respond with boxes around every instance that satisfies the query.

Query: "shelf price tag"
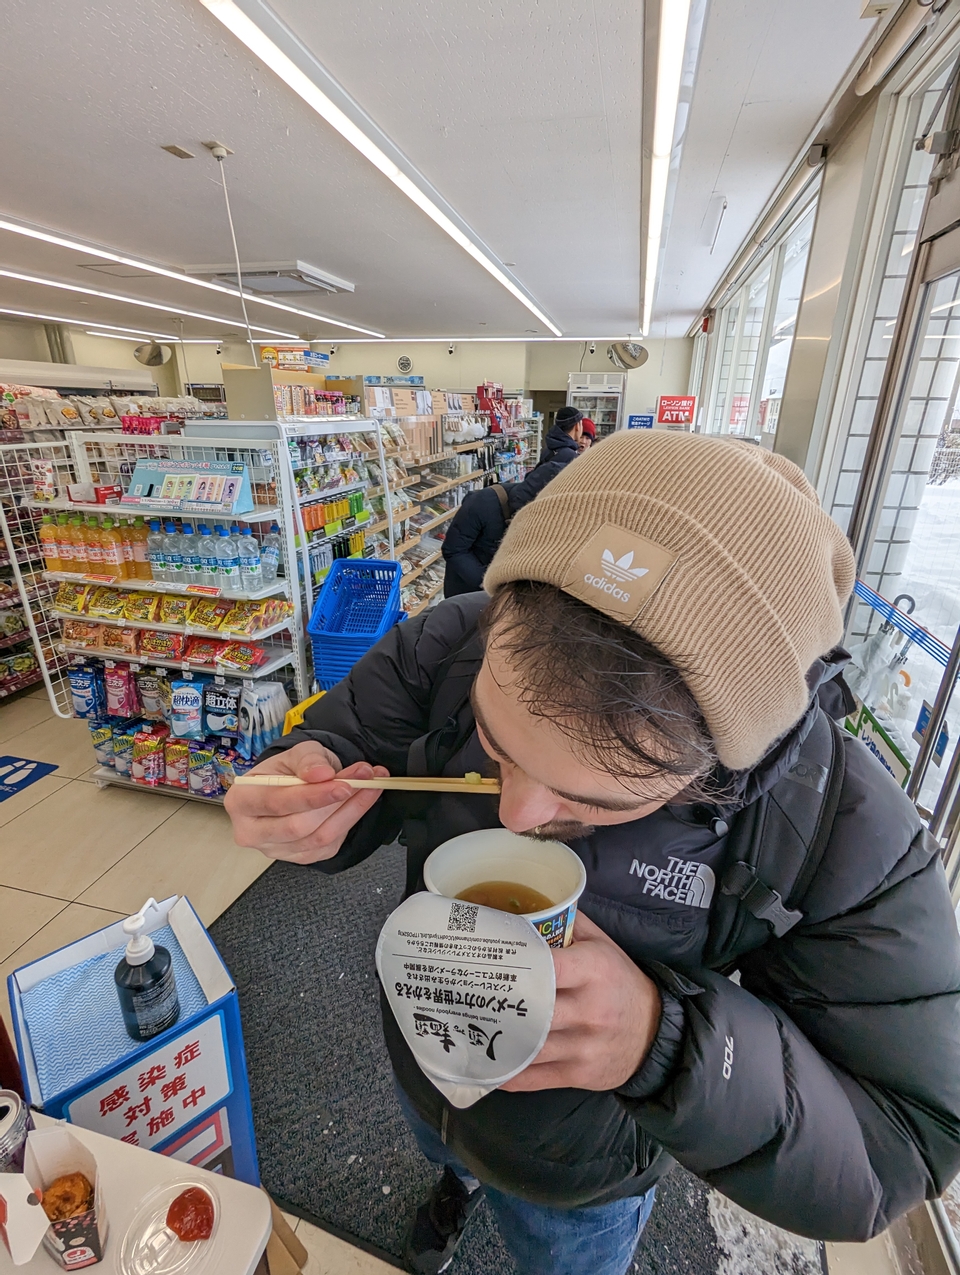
[185,585,221,596]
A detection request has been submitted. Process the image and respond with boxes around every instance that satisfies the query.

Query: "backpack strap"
[492,484,513,526]
[706,709,846,965]
[406,624,484,777]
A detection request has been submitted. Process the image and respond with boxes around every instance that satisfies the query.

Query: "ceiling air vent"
[186,260,354,296]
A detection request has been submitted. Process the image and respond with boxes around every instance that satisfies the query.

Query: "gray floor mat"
[209,849,822,1274]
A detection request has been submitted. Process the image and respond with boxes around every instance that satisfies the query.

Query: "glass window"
[699,204,815,439]
[757,209,815,438]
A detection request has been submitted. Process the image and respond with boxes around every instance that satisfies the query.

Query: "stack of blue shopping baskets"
[307,560,405,690]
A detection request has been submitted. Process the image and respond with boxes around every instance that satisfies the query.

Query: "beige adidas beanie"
[484,431,855,771]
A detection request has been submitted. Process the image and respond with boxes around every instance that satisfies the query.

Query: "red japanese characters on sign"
[656,395,697,427]
[66,1014,231,1151]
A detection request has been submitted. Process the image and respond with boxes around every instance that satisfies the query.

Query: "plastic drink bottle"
[180,523,201,584]
[163,522,184,583]
[197,524,219,587]
[55,514,75,572]
[215,526,241,590]
[83,516,104,570]
[146,519,167,582]
[238,527,263,592]
[68,516,88,571]
[100,517,127,578]
[130,516,152,580]
[260,523,282,583]
[38,515,61,573]
[118,519,135,578]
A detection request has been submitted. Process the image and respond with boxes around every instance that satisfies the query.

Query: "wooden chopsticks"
[234,774,501,794]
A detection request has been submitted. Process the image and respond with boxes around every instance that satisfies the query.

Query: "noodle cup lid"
[376,892,556,1109]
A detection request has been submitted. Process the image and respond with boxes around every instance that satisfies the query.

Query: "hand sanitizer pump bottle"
[114,898,181,1041]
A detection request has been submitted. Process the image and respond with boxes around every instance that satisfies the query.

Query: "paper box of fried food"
[25,1126,106,1267]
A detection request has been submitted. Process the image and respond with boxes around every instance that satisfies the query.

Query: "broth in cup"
[424,829,587,947]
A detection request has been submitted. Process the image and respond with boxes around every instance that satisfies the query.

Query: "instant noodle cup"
[423,829,587,949]
[377,892,556,1109]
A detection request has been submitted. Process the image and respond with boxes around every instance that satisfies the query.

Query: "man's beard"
[520,820,595,843]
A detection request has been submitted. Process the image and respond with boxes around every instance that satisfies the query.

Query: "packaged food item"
[112,724,139,776]
[104,662,139,717]
[139,630,186,661]
[135,669,172,721]
[88,721,114,768]
[62,619,103,647]
[216,641,269,672]
[185,597,233,630]
[159,595,191,626]
[164,738,189,788]
[204,681,242,736]
[188,741,220,796]
[184,636,227,666]
[87,587,125,620]
[170,678,205,739]
[68,664,105,718]
[133,730,167,786]
[54,581,92,614]
[123,591,161,623]
[0,606,26,636]
[99,625,139,655]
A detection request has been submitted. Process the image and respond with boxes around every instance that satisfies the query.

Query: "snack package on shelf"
[99,626,139,655]
[0,606,27,636]
[123,592,161,623]
[183,636,228,666]
[158,595,191,626]
[138,631,186,661]
[55,582,92,615]
[87,588,126,621]
[216,641,270,673]
[63,620,102,648]
[185,596,234,631]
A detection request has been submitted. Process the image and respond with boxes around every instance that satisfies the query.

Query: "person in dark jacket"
[441,462,565,597]
[537,405,583,467]
[226,432,960,1275]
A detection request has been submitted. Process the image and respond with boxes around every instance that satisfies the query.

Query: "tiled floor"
[0,685,397,1273]
[281,1214,399,1275]
[0,687,921,1275]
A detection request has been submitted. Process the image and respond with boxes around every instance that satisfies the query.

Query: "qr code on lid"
[447,901,478,933]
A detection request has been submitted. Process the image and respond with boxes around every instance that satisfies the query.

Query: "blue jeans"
[394,1079,656,1275]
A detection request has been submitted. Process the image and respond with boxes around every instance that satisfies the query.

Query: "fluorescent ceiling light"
[0,267,298,338]
[0,215,383,337]
[328,335,638,344]
[0,306,164,338]
[86,331,223,343]
[197,0,561,337]
[642,0,692,336]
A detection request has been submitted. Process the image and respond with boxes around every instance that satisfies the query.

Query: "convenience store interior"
[5,0,960,1272]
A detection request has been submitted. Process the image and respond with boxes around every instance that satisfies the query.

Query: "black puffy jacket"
[271,594,960,1240]
[441,462,566,597]
[537,422,580,467]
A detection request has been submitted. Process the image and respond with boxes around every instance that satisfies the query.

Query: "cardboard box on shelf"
[391,388,416,416]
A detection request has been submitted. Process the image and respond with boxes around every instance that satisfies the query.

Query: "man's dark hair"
[480,580,717,795]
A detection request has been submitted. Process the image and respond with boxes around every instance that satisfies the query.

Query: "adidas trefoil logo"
[601,549,649,584]
[583,548,650,603]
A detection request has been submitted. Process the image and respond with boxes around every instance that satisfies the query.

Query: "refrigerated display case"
[566,373,625,438]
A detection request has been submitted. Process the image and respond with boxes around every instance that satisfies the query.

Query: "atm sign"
[656,395,697,427]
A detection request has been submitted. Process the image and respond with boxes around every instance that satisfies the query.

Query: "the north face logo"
[600,549,649,584]
[629,857,716,908]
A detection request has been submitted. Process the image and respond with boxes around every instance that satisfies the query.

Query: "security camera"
[216,343,222,356]
[589,342,596,355]
[448,344,455,355]
[330,346,337,357]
